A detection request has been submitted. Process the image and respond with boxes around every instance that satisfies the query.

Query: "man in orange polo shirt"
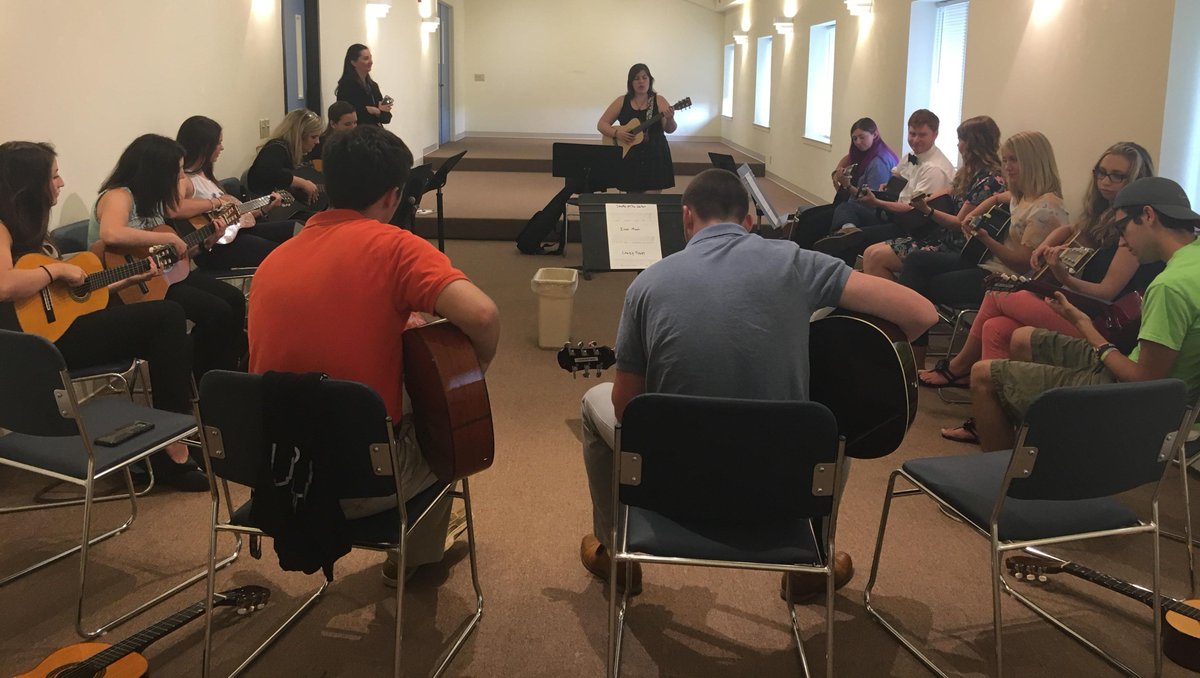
[248,124,500,583]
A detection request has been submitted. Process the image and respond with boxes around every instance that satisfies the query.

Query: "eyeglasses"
[1093,167,1130,183]
[1112,213,1136,237]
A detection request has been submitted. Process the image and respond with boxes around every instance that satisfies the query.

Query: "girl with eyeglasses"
[927,142,1163,444]
[247,108,324,206]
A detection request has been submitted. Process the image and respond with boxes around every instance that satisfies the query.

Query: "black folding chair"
[609,394,845,677]
[0,330,238,638]
[195,370,483,677]
[864,379,1193,676]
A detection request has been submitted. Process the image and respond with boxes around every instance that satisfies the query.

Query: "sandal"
[918,358,970,388]
[941,418,980,445]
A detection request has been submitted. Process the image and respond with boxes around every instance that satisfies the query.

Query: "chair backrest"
[50,220,90,254]
[0,330,78,437]
[197,370,397,499]
[618,393,841,522]
[219,177,246,201]
[1007,379,1189,501]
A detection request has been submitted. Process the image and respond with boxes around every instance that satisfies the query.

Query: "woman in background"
[306,100,358,165]
[335,44,393,126]
[175,115,294,270]
[597,63,677,193]
[831,117,899,197]
[0,141,205,490]
[246,108,323,202]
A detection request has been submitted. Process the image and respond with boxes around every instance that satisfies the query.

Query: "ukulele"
[187,191,295,246]
[555,311,918,459]
[16,585,270,678]
[94,204,238,305]
[611,97,692,158]
[959,202,1012,266]
[1007,554,1200,670]
[13,248,177,342]
[403,318,495,483]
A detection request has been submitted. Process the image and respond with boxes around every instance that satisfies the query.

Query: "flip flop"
[941,418,980,444]
[918,358,970,388]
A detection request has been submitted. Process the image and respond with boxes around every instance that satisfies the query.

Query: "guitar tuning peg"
[1037,574,1048,583]
[237,607,249,615]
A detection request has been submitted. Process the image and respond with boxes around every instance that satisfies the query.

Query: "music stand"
[551,143,623,273]
[707,152,738,172]
[736,164,786,231]
[423,150,467,252]
[391,163,433,231]
[577,193,684,275]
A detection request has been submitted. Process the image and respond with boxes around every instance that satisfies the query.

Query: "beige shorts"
[991,328,1117,422]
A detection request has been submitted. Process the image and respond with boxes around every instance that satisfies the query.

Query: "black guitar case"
[517,185,575,254]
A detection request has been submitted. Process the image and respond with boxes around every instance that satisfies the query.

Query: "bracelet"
[39,265,53,283]
[1093,342,1118,362]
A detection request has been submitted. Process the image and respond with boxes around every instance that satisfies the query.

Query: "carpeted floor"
[1,240,1197,677]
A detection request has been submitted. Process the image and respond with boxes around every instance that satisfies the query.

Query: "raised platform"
[412,137,802,241]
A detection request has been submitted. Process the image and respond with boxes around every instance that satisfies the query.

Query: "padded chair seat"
[903,451,1140,541]
[228,481,450,545]
[69,361,138,380]
[0,398,197,480]
[625,507,824,566]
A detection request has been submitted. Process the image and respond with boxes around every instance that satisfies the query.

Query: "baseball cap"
[1112,177,1200,221]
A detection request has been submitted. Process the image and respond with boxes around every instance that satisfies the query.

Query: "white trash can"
[531,267,579,349]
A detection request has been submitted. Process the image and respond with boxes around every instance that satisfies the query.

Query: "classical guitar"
[984,271,1143,345]
[94,204,236,305]
[959,202,1011,266]
[1008,554,1200,670]
[554,311,918,459]
[13,248,177,342]
[187,191,295,246]
[403,318,495,483]
[611,97,692,158]
[15,585,269,678]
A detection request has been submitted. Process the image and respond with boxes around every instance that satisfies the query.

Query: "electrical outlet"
[258,119,270,139]
[474,73,485,82]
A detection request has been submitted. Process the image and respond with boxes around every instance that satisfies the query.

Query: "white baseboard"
[767,171,820,206]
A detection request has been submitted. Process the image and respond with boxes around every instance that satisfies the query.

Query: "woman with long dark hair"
[335,43,392,126]
[831,117,899,195]
[175,115,295,270]
[90,134,246,381]
[0,141,205,490]
[597,63,677,193]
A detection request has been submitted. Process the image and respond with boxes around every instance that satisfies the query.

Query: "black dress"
[617,94,674,192]
[336,77,392,126]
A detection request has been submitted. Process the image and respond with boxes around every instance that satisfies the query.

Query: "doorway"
[438,2,454,144]
[282,0,322,113]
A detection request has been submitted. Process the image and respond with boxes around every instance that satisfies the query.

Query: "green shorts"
[991,328,1117,422]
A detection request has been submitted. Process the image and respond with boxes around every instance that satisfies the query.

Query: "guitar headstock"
[214,585,271,614]
[557,342,616,379]
[275,190,297,208]
[1005,555,1063,584]
[1059,246,1094,274]
[148,244,179,269]
[983,272,1026,293]
[672,97,693,112]
[841,163,857,178]
[213,202,240,225]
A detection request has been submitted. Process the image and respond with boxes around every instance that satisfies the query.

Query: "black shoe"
[813,230,867,265]
[151,454,210,492]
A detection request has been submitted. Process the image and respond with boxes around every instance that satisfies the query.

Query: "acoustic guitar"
[187,191,295,246]
[555,310,918,460]
[13,248,177,342]
[94,203,238,305]
[959,202,1012,266]
[611,97,692,158]
[984,271,1143,345]
[15,584,269,678]
[403,319,495,483]
[1007,554,1200,670]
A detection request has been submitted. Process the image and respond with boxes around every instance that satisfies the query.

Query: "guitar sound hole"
[69,288,90,303]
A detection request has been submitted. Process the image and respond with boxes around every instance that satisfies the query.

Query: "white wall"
[458,0,724,139]
[1160,0,1200,205]
[0,0,285,227]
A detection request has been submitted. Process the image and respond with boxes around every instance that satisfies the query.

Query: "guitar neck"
[81,256,152,291]
[628,112,664,136]
[237,194,272,216]
[83,602,207,669]
[184,221,217,251]
[1062,562,1200,621]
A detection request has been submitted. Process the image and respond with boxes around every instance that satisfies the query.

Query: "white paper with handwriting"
[605,203,662,270]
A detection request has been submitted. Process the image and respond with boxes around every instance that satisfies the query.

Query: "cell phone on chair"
[94,420,155,447]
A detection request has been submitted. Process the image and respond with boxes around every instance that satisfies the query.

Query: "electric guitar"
[611,97,692,158]
[555,311,918,459]
[188,191,295,246]
[13,248,177,342]
[1008,554,1200,670]
[959,202,1012,266]
[15,585,270,678]
[93,205,237,305]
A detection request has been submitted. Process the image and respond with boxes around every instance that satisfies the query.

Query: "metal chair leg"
[430,479,484,678]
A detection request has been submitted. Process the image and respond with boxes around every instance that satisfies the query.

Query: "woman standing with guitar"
[0,141,206,490]
[597,63,677,193]
[175,115,295,270]
[90,134,246,381]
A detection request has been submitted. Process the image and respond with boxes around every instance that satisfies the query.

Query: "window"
[929,1,969,159]
[754,36,772,127]
[722,43,734,117]
[805,21,836,143]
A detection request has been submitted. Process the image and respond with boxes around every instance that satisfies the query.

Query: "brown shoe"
[780,551,854,604]
[580,534,642,596]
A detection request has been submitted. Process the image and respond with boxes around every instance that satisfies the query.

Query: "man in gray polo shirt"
[579,169,937,601]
